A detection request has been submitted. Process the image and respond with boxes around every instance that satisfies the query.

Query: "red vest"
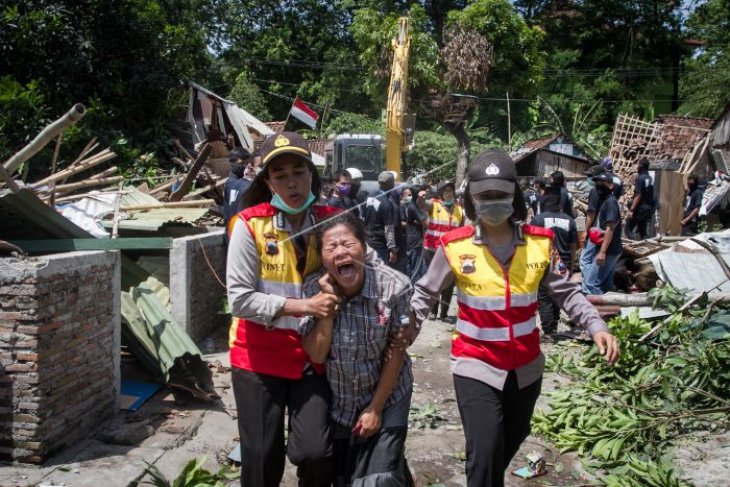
[229,203,339,379]
[441,224,553,370]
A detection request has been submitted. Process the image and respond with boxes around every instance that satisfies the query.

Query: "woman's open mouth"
[336,263,356,278]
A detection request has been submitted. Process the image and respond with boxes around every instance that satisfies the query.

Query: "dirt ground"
[2,315,726,487]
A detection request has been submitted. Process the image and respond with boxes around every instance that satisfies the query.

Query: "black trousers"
[232,367,333,487]
[629,209,652,240]
[537,287,559,334]
[453,372,542,487]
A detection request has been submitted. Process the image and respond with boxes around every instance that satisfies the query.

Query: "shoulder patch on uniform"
[522,224,554,239]
[241,202,275,220]
[440,225,474,246]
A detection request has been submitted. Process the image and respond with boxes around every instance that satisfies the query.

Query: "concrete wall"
[0,250,121,463]
[170,230,227,342]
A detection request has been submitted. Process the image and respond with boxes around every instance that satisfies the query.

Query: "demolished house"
[0,93,273,462]
[511,134,594,179]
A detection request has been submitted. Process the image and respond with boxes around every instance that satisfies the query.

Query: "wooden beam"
[3,104,86,175]
[168,144,213,202]
[49,175,124,194]
[0,163,21,193]
[121,199,214,211]
[183,177,227,200]
[32,149,116,187]
[9,238,173,252]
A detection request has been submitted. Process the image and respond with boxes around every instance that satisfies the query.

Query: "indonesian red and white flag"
[290,97,319,129]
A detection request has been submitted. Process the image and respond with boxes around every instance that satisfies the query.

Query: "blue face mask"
[271,192,316,215]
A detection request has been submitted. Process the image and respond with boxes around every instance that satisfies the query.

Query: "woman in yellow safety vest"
[410,149,619,487]
[418,181,464,321]
[226,132,340,487]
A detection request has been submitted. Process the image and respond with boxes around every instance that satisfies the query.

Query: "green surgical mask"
[271,192,316,215]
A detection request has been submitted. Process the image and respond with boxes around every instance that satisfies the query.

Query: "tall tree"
[679,0,730,118]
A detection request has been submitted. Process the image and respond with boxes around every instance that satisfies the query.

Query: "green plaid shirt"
[299,261,413,427]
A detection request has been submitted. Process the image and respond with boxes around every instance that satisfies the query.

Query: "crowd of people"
[223,132,622,487]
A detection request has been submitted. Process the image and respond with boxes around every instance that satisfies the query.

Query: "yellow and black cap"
[259,131,312,167]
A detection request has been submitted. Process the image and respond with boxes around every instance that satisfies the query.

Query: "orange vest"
[424,199,463,250]
[229,202,339,379]
[441,224,553,370]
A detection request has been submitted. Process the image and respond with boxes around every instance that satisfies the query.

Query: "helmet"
[345,167,363,181]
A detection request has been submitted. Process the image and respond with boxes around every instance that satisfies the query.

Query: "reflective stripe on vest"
[457,291,537,311]
[443,227,551,370]
[424,201,463,249]
[456,316,537,341]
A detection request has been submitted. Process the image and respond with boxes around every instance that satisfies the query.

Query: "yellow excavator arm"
[385,17,411,175]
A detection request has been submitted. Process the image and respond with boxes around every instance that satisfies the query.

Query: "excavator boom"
[385,17,411,175]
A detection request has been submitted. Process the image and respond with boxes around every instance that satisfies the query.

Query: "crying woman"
[298,211,415,487]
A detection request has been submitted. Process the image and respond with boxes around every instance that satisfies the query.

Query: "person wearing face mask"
[227,132,341,487]
[581,173,623,295]
[418,181,464,322]
[325,169,356,210]
[410,149,619,487]
[681,175,703,236]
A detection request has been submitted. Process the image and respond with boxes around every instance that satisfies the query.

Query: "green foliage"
[407,128,494,180]
[409,403,447,429]
[679,0,730,118]
[324,112,384,136]
[228,72,272,121]
[0,0,212,173]
[446,0,545,96]
[350,4,440,102]
[534,287,730,486]
[143,457,239,487]
[0,76,48,160]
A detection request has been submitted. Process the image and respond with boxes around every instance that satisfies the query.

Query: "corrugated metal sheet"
[102,208,209,231]
[648,230,730,293]
[121,277,201,381]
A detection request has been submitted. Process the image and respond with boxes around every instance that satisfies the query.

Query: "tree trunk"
[448,123,470,188]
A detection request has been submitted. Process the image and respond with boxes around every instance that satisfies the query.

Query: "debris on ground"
[533,285,730,487]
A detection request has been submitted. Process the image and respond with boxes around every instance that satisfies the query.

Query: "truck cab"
[325,134,385,195]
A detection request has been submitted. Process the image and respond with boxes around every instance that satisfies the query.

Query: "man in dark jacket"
[364,171,399,267]
[681,175,703,236]
[223,147,253,231]
[532,186,578,335]
[627,158,655,240]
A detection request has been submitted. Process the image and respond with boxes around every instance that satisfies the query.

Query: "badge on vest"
[264,232,279,255]
[459,254,477,274]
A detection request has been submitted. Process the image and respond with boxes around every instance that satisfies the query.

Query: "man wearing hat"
[363,171,400,267]
[581,172,623,295]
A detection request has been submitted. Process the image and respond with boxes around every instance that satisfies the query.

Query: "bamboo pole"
[174,139,194,162]
[121,199,214,211]
[54,190,131,203]
[89,166,118,180]
[3,104,86,175]
[48,176,124,194]
[149,178,177,196]
[31,149,116,187]
[61,138,99,184]
[111,182,124,239]
[182,177,227,200]
[0,164,20,193]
